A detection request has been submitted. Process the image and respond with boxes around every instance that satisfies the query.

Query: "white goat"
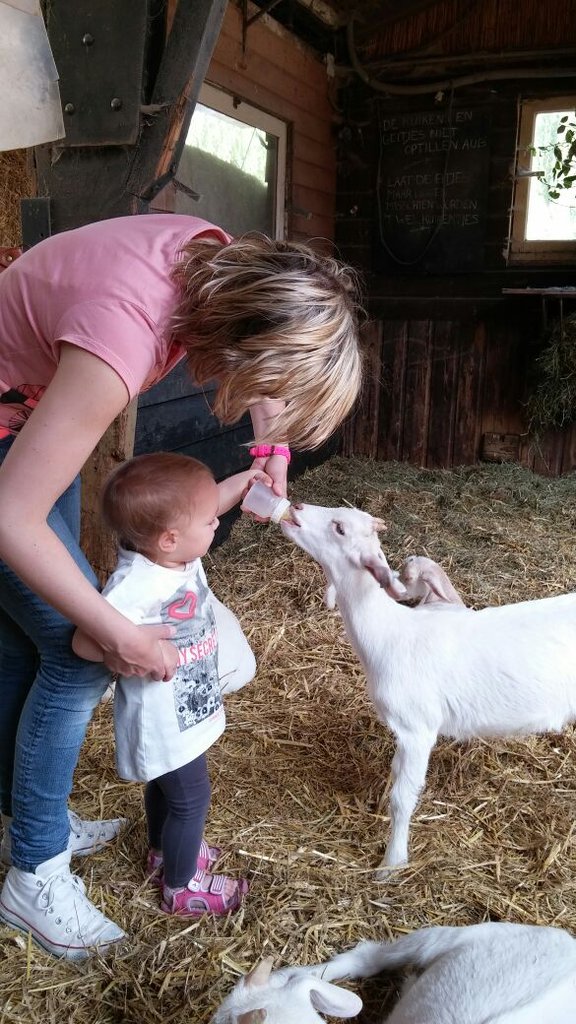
[281,504,576,872]
[398,554,466,607]
[211,923,576,1024]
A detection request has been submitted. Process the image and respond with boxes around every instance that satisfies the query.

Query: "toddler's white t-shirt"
[103,548,225,782]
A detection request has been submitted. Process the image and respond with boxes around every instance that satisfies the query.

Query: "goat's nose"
[291,502,304,510]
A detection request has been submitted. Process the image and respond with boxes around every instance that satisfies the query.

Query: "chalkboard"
[373,105,491,274]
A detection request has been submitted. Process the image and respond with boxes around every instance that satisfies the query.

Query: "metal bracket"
[46,0,148,146]
[20,198,51,250]
[242,0,284,52]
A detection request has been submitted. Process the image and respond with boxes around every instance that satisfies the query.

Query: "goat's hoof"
[374,860,407,882]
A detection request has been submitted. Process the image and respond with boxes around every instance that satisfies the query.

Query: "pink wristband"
[249,444,292,464]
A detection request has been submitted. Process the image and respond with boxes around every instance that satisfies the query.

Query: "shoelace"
[36,872,103,939]
[67,811,99,841]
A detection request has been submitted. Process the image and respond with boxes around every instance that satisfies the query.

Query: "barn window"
[173,82,287,239]
[509,97,576,263]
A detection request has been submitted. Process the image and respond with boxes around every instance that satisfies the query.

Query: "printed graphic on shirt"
[161,574,221,732]
[0,384,45,434]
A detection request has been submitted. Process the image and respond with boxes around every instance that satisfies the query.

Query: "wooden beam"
[126,0,228,206]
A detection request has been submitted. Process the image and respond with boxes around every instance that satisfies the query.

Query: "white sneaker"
[66,810,126,856]
[0,850,126,960]
[1,810,126,865]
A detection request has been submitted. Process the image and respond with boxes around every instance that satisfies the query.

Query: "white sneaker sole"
[0,900,126,961]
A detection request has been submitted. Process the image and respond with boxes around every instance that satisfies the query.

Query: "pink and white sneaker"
[161,868,249,917]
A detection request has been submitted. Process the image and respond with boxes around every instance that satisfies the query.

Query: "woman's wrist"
[249,444,291,464]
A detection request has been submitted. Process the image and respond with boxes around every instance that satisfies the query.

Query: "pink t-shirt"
[0,214,230,435]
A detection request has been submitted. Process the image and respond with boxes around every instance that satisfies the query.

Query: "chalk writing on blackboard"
[374,106,491,273]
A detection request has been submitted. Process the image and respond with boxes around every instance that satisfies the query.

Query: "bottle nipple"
[241,481,291,524]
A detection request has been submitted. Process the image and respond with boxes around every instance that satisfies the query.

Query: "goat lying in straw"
[281,504,576,874]
[211,922,576,1023]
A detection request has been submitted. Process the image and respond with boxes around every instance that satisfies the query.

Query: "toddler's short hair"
[102,452,215,553]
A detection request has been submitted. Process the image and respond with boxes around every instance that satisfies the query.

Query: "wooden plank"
[480,321,512,436]
[532,432,565,477]
[293,159,335,196]
[377,321,407,462]
[137,362,211,407]
[293,132,337,171]
[291,212,334,241]
[216,3,328,94]
[426,321,458,468]
[213,34,330,114]
[402,321,431,466]
[207,61,333,144]
[453,321,485,466]
[176,423,255,480]
[342,321,382,457]
[33,147,136,232]
[134,393,250,453]
[561,424,576,473]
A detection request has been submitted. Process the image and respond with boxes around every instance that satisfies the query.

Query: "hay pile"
[0,151,33,246]
[526,311,576,433]
[1,456,576,1022]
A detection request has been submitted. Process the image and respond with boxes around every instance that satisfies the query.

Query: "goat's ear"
[372,517,387,532]
[419,568,452,602]
[238,1011,267,1024]
[362,555,407,599]
[308,978,363,1016]
[244,958,274,989]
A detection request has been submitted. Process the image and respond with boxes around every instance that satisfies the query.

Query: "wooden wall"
[154,1,337,245]
[335,0,576,475]
[343,316,576,476]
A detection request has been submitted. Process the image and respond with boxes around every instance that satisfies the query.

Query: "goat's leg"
[376,729,436,878]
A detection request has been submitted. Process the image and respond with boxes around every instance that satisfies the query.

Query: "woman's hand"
[250,453,289,496]
[102,622,178,681]
[248,399,289,496]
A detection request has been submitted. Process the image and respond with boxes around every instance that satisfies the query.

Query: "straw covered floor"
[1,456,575,1022]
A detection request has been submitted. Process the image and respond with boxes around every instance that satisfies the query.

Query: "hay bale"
[1,457,575,1022]
[0,150,34,246]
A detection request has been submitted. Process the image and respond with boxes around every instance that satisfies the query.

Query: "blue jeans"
[0,436,110,871]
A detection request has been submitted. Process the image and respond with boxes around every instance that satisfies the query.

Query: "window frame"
[509,96,576,265]
[195,81,288,241]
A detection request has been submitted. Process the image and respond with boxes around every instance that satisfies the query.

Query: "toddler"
[73,452,266,917]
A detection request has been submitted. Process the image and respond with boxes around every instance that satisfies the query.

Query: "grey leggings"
[144,753,211,889]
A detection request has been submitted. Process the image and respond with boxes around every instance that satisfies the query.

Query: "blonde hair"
[171,234,364,450]
[102,453,215,553]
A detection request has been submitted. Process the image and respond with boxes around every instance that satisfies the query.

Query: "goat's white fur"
[281,504,576,871]
[210,955,362,1024]
[398,554,466,607]
[211,923,576,1024]
[305,922,576,1023]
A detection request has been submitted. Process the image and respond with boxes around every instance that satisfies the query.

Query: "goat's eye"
[334,521,346,536]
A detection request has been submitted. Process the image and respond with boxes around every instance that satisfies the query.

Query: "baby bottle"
[241,481,291,524]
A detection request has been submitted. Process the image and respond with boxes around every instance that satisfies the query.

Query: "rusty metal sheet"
[0,0,64,150]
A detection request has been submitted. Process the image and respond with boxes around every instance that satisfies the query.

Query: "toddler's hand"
[159,638,179,681]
